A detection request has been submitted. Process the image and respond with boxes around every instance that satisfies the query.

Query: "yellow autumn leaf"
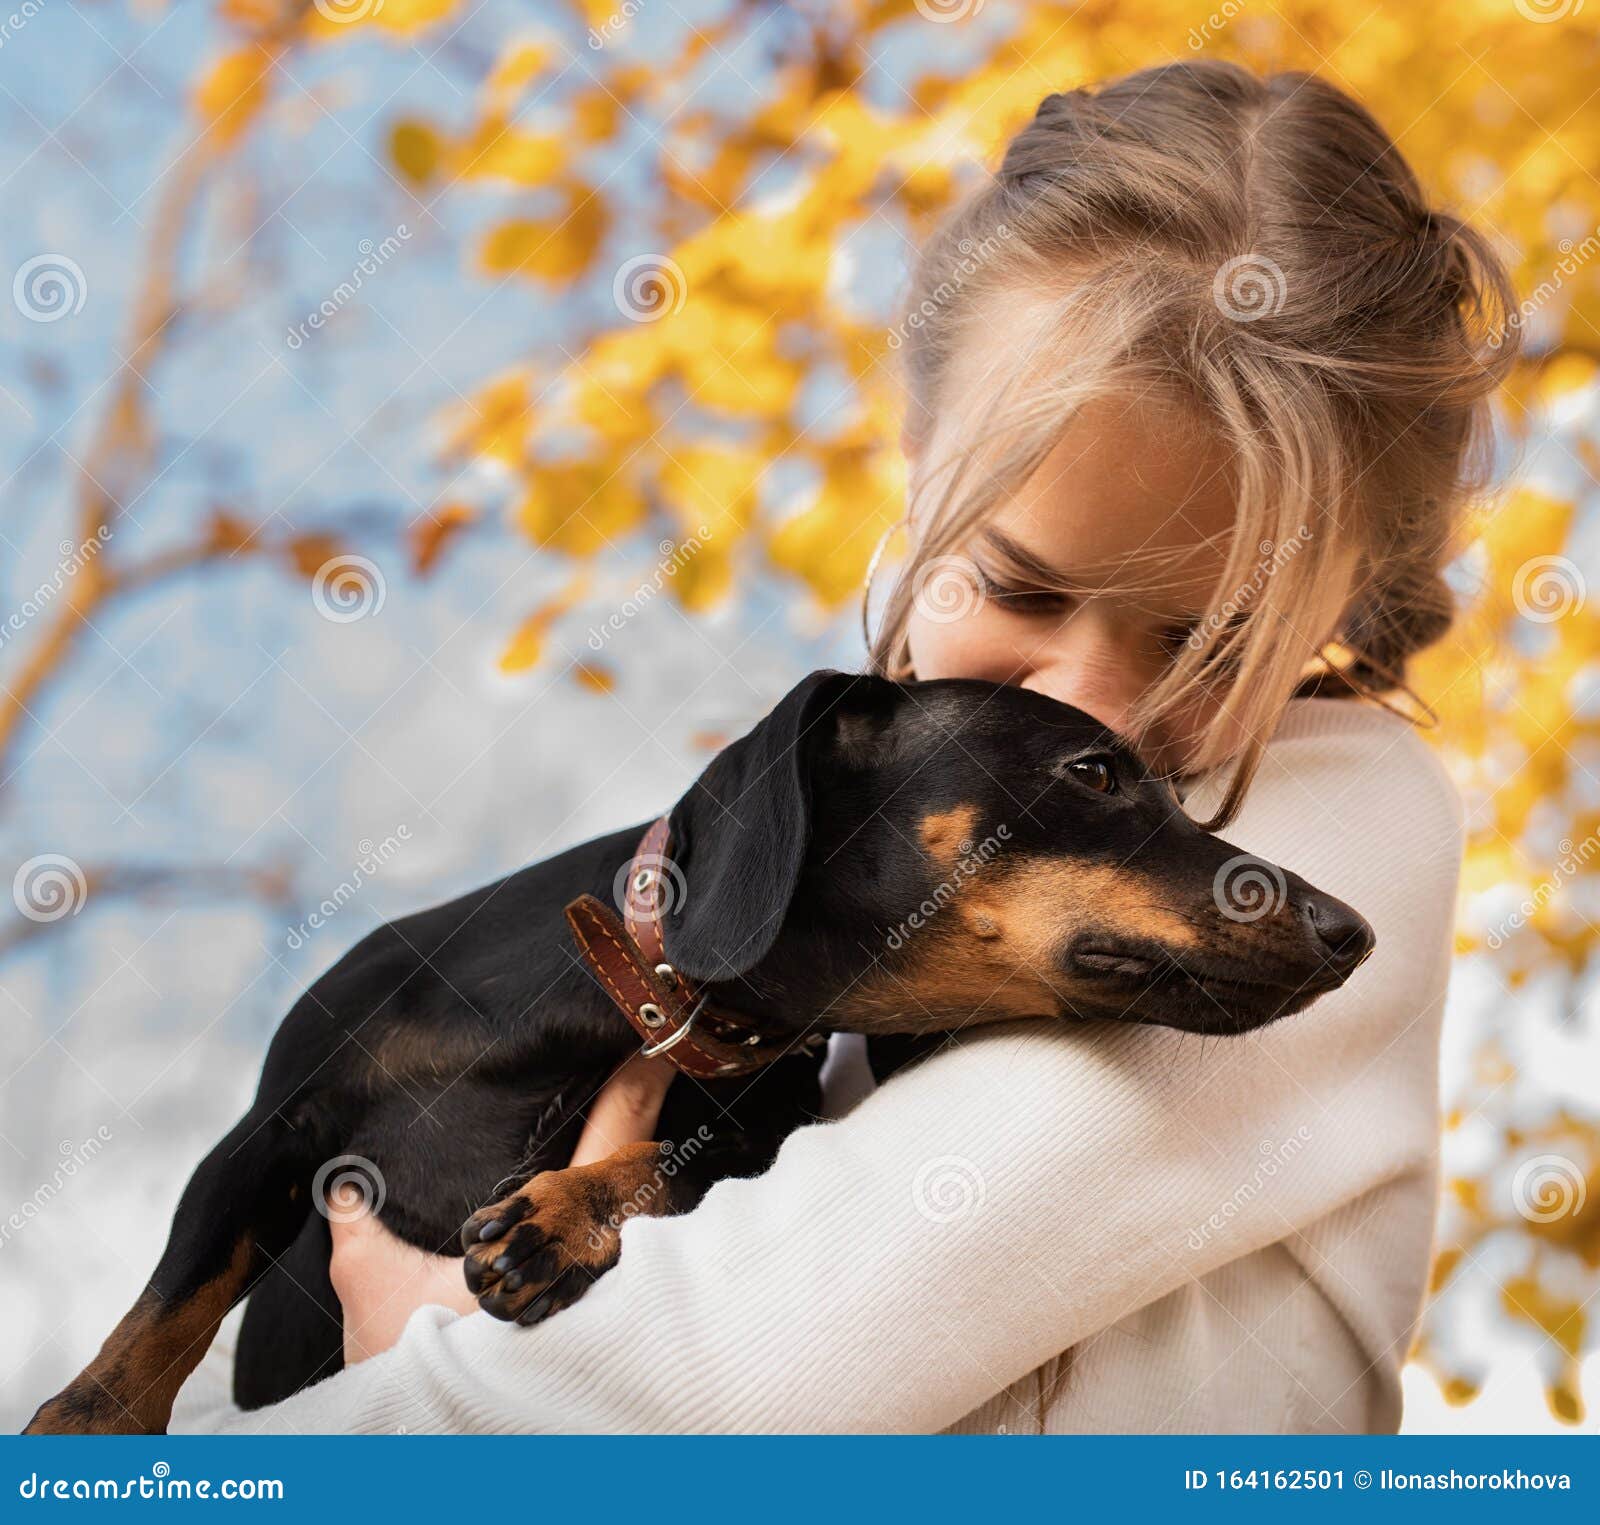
[461,123,566,188]
[194,48,275,148]
[479,189,607,285]
[447,371,534,469]
[390,119,443,186]
[498,574,590,675]
[572,661,615,694]
[483,40,553,112]
[514,461,645,555]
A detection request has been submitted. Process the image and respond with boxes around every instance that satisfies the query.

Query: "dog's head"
[661,671,1373,1038]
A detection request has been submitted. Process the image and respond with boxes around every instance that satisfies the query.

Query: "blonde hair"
[873,60,1518,825]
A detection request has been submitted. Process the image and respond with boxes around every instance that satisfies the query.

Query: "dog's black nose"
[1302,894,1375,976]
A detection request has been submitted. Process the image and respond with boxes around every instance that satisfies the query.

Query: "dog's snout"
[1301,893,1375,976]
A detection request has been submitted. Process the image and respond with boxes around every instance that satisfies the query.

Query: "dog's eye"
[1064,757,1117,795]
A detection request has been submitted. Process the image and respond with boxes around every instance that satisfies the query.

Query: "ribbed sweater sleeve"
[207,700,1463,1434]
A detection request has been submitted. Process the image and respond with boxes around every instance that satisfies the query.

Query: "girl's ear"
[662,671,892,983]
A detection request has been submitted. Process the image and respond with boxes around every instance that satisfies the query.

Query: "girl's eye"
[1159,621,1200,656]
[1063,757,1117,794]
[976,567,1074,616]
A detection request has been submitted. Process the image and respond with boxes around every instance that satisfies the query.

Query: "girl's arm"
[203,705,1460,1434]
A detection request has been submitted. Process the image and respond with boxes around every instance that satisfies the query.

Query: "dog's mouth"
[1063,940,1350,1033]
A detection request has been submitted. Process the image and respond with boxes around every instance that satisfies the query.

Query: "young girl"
[184,59,1517,1434]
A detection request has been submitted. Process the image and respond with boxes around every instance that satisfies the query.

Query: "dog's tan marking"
[839,854,1206,1033]
[27,1237,253,1434]
[961,857,1202,965]
[919,805,979,866]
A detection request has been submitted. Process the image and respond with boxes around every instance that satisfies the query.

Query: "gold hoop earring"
[860,514,912,656]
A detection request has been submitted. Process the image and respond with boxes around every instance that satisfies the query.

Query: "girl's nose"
[1016,618,1147,741]
[1020,668,1137,739]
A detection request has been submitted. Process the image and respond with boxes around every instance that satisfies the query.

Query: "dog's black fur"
[27,671,1372,1433]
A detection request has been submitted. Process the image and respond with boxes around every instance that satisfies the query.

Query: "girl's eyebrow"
[978,527,1072,586]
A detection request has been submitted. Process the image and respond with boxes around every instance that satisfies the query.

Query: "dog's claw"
[460,1171,622,1324]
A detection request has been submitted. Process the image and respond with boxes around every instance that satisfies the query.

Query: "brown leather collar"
[564,816,820,1081]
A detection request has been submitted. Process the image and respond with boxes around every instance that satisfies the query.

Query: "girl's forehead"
[989,393,1239,607]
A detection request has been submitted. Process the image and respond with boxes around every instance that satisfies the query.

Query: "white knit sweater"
[177,697,1461,1435]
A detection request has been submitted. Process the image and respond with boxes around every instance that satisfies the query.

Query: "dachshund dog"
[27,670,1373,1433]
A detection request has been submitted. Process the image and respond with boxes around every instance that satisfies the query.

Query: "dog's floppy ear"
[664,669,882,983]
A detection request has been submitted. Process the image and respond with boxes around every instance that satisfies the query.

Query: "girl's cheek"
[905,608,1008,684]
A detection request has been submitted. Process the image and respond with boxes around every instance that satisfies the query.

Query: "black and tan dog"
[27,670,1372,1433]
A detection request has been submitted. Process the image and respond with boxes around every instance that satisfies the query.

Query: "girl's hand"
[328,1052,676,1364]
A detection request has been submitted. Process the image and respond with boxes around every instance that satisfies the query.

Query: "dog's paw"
[460,1169,622,1325]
